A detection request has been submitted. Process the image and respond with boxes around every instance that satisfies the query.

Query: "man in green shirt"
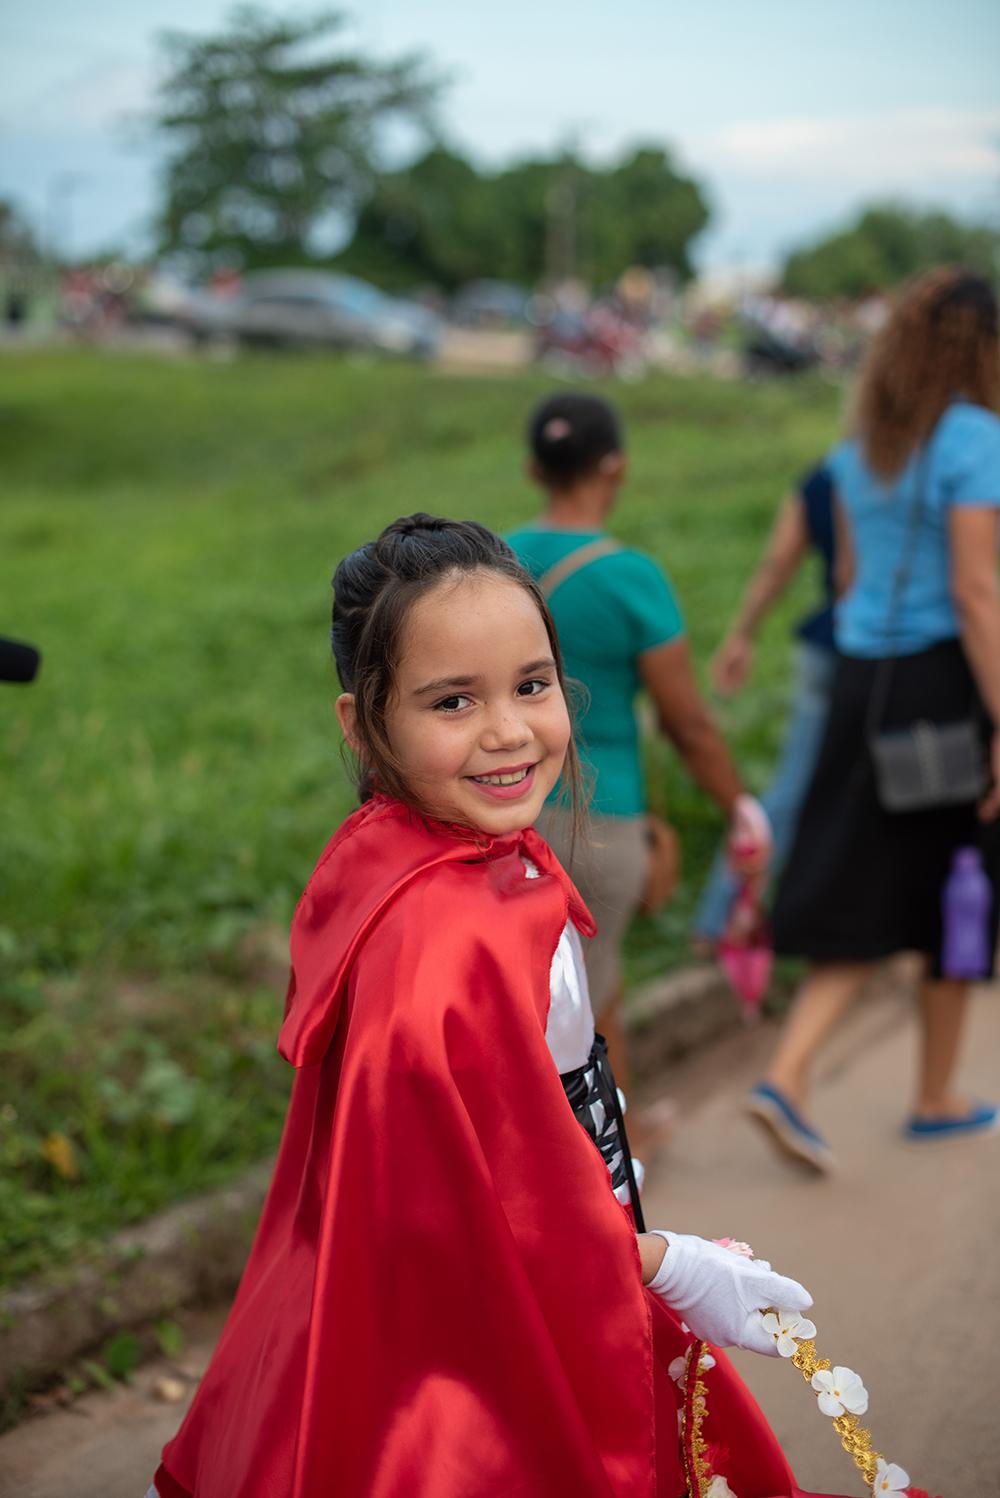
[509,392,768,1086]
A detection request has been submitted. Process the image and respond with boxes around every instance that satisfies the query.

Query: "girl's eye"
[433,694,473,713]
[516,678,551,697]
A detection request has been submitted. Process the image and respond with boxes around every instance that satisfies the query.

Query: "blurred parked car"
[168,270,441,357]
[451,280,532,327]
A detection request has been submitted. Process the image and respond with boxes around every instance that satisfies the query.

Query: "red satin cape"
[155,797,848,1498]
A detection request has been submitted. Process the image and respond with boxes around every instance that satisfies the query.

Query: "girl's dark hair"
[528,392,623,486]
[331,513,584,827]
[852,266,1000,478]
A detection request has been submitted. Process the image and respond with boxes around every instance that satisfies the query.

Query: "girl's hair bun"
[384,513,450,537]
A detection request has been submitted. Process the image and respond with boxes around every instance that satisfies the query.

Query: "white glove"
[647,1230,811,1356]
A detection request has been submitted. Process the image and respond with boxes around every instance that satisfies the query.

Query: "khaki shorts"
[537,807,648,1016]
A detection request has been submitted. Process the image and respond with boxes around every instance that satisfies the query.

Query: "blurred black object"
[0,636,41,683]
[744,329,818,375]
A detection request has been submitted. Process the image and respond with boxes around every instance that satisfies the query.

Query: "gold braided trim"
[680,1325,889,1494]
[786,1334,884,1487]
[680,1342,712,1496]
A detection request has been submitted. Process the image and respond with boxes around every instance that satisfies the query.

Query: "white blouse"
[525,858,643,1201]
[523,857,594,1073]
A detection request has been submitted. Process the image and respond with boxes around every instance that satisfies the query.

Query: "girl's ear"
[335,693,360,752]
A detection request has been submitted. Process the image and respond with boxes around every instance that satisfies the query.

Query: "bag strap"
[536,536,623,600]
[864,447,933,739]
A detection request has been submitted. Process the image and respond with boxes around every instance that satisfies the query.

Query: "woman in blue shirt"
[750,268,1000,1171]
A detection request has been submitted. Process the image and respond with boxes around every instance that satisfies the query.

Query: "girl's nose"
[480,703,532,752]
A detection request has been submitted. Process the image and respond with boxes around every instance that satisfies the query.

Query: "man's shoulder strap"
[536,537,624,600]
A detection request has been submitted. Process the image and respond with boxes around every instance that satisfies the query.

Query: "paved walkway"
[641,980,1000,1493]
[2,983,997,1496]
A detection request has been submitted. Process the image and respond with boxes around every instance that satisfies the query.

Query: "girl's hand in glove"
[646,1230,811,1356]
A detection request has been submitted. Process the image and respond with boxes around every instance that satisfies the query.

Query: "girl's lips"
[466,763,538,801]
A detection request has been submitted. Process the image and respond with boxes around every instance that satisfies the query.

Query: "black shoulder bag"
[866,454,987,812]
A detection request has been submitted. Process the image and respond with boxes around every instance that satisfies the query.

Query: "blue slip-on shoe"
[903,1102,999,1144]
[746,1081,834,1173]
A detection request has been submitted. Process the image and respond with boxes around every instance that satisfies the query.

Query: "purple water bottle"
[941,847,993,980]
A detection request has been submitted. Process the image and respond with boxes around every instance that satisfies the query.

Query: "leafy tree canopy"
[340,144,710,291]
[152,6,441,269]
[782,204,999,300]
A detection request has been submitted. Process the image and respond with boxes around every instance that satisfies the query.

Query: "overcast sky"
[1,0,998,272]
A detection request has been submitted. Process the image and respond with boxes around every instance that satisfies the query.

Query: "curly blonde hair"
[852,267,1000,478]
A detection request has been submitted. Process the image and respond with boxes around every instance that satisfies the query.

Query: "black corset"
[559,1034,645,1231]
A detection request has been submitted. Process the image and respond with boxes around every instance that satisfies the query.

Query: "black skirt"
[772,638,1000,975]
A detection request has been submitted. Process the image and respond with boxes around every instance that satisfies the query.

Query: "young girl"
[151,516,848,1498]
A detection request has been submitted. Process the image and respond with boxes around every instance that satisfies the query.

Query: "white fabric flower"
[707,1477,739,1498]
[668,1348,714,1385]
[872,1458,910,1496]
[810,1365,869,1417]
[761,1308,817,1357]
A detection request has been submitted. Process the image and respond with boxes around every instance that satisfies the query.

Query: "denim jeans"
[692,640,836,941]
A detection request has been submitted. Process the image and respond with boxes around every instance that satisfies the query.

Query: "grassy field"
[0,347,840,1286]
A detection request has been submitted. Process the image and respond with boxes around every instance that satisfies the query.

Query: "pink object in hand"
[718,883,772,1019]
[712,1237,754,1257]
[726,795,772,877]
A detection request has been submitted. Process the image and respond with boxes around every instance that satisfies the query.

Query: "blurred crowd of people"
[511,265,1000,1173]
[2,254,892,383]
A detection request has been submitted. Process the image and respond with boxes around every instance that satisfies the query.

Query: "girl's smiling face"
[378,570,571,835]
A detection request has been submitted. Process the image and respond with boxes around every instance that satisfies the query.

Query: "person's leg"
[537,807,645,1072]
[747,960,873,1171]
[691,644,834,945]
[914,977,971,1117]
[595,979,630,1089]
[758,643,836,872]
[904,974,998,1139]
[691,844,738,947]
[594,978,677,1160]
[764,960,874,1109]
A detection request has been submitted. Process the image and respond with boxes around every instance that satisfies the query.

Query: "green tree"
[152,6,441,269]
[338,146,493,290]
[582,147,710,285]
[340,144,710,290]
[0,200,40,270]
[782,204,1000,300]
